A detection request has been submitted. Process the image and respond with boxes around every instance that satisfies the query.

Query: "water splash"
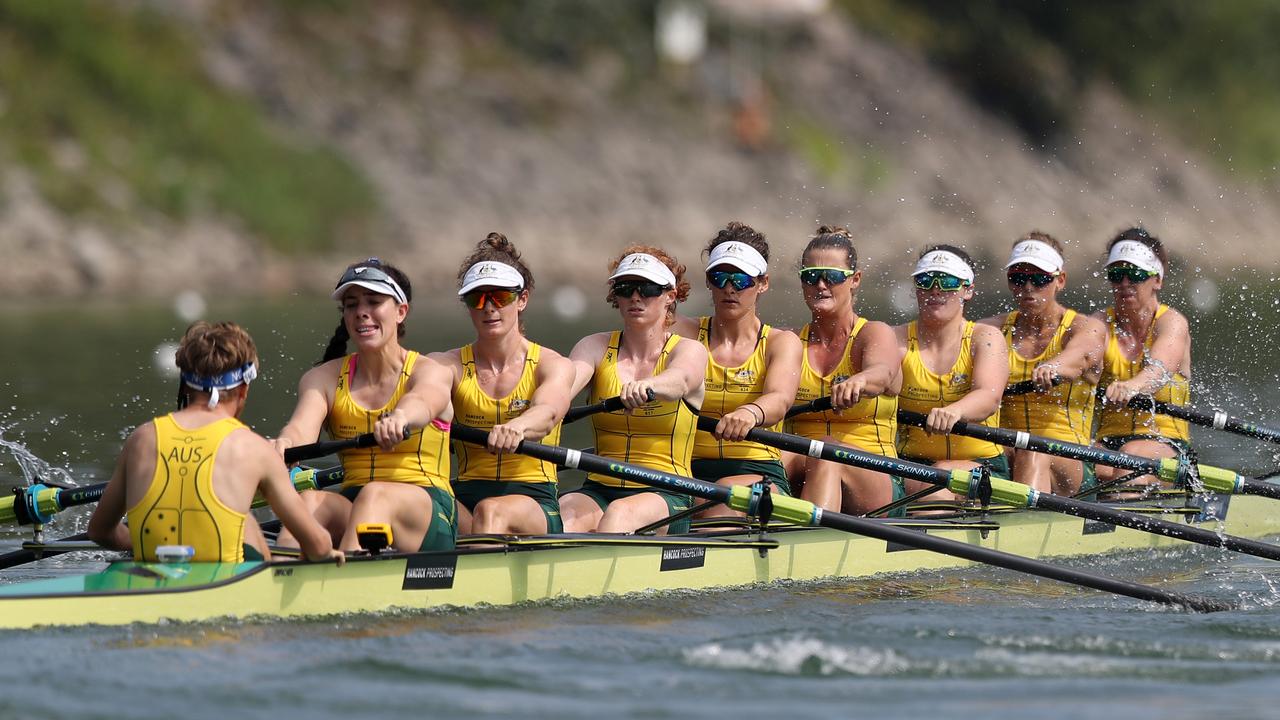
[683,635,909,676]
[0,433,78,488]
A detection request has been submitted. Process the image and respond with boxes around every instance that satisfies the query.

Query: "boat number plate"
[886,527,927,553]
[402,554,458,590]
[660,546,706,571]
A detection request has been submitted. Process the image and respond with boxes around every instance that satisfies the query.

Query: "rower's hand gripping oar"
[889,409,1280,562]
[452,422,1234,612]
[564,389,657,425]
[1126,395,1280,446]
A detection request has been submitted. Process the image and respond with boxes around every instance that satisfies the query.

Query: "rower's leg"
[244,518,272,561]
[455,503,475,535]
[339,482,433,553]
[472,495,548,535]
[1114,439,1178,485]
[276,489,351,549]
[1010,448,1053,494]
[780,451,807,497]
[799,455,841,512]
[695,474,785,518]
[560,492,604,533]
[597,492,673,535]
[1048,455,1084,497]
[839,465,895,516]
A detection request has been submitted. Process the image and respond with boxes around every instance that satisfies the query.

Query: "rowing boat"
[0,487,1274,629]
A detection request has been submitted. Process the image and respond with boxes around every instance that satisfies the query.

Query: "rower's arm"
[754,329,803,425]
[273,362,338,457]
[501,351,574,441]
[645,336,708,405]
[842,320,901,399]
[567,332,608,399]
[948,323,1009,422]
[1046,313,1107,384]
[375,356,453,450]
[1140,307,1191,388]
[255,439,343,565]
[87,431,139,552]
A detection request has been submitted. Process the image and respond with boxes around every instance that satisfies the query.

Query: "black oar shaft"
[452,423,1231,612]
[564,397,626,425]
[1128,396,1280,445]
[775,410,1280,563]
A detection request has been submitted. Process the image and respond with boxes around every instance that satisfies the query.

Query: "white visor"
[458,261,525,295]
[331,266,409,305]
[1106,240,1164,276]
[705,241,768,276]
[608,253,678,287]
[913,250,975,284]
[1005,240,1063,273]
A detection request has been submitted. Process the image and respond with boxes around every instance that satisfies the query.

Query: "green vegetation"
[842,0,1280,174]
[0,0,375,252]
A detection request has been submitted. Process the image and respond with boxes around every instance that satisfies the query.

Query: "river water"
[2,276,1280,719]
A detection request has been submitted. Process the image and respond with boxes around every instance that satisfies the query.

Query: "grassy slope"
[0,0,375,253]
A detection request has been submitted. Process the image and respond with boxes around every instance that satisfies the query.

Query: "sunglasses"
[1106,265,1157,284]
[460,288,521,310]
[1007,271,1058,288]
[798,267,856,286]
[913,272,969,292]
[612,281,669,299]
[707,270,757,291]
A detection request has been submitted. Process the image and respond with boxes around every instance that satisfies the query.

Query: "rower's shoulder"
[969,321,1007,347]
[975,311,1010,330]
[569,331,613,362]
[1067,310,1107,336]
[669,313,701,340]
[298,357,342,388]
[1156,304,1190,327]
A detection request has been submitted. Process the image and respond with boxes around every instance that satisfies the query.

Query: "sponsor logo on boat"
[1082,519,1116,535]
[402,554,458,590]
[886,526,928,553]
[660,545,706,571]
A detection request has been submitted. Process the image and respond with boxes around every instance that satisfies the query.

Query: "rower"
[436,233,574,535]
[670,221,802,516]
[1092,228,1192,485]
[781,225,901,514]
[560,247,707,534]
[893,245,1010,504]
[272,258,458,553]
[87,321,341,565]
[978,233,1106,495]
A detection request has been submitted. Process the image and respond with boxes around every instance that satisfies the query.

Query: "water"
[2,285,1280,718]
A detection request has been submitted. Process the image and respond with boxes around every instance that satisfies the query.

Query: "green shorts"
[340,483,458,552]
[690,458,792,496]
[243,543,264,562]
[563,480,693,535]
[453,480,564,534]
[1098,434,1192,456]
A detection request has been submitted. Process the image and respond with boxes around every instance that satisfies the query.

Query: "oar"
[1126,396,1280,445]
[887,409,1280,561]
[0,465,347,570]
[710,412,1280,563]
[892,409,1280,501]
[564,390,656,425]
[785,380,1051,421]
[452,423,1232,612]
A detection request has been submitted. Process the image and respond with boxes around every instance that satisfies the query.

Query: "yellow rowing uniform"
[693,316,782,461]
[787,319,897,455]
[898,321,1002,461]
[1096,305,1190,441]
[328,352,452,494]
[451,342,561,483]
[587,332,698,489]
[127,414,247,563]
[999,309,1097,444]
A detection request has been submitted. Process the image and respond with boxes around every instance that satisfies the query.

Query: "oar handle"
[564,390,656,425]
[283,427,411,465]
[788,379,1049,419]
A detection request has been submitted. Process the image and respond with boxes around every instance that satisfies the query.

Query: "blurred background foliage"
[843,0,1280,173]
[0,0,374,253]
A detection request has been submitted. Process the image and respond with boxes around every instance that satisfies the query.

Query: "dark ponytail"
[318,321,351,365]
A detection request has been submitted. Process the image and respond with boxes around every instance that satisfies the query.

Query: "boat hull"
[0,493,1274,629]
